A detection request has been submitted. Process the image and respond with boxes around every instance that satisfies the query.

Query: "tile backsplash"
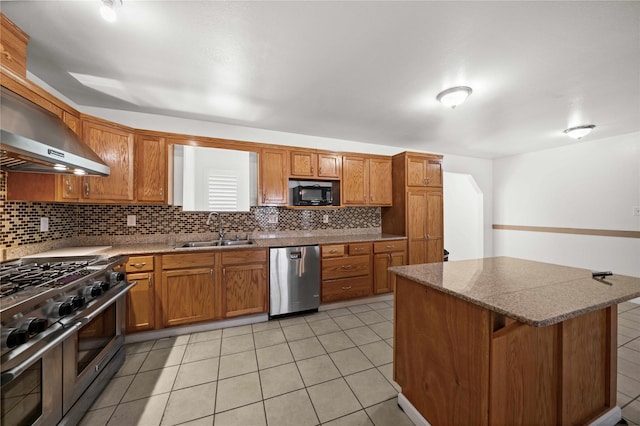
[1,173,381,252]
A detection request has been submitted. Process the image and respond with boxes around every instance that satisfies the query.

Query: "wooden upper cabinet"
[342,155,392,206]
[260,148,288,205]
[290,150,341,179]
[342,156,367,205]
[57,111,82,201]
[82,119,135,202]
[135,134,166,203]
[407,154,442,187]
[0,14,29,78]
[368,158,392,206]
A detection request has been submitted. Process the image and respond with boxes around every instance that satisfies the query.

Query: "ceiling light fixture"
[436,86,473,109]
[100,0,122,23]
[563,124,596,139]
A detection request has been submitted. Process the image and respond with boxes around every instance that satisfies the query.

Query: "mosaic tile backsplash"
[1,173,381,250]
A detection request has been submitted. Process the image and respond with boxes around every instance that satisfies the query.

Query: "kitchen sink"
[180,240,255,248]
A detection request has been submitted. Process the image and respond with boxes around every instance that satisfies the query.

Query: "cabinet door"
[126,272,155,333]
[425,159,443,187]
[222,263,267,318]
[342,156,368,205]
[290,151,316,177]
[260,149,288,205]
[82,121,135,201]
[57,112,83,200]
[368,158,392,206]
[317,154,341,178]
[135,135,166,202]
[407,156,427,187]
[426,190,444,262]
[161,268,215,327]
[374,251,405,294]
[407,191,428,264]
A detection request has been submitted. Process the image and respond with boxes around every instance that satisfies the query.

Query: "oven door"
[1,323,80,426]
[62,289,129,413]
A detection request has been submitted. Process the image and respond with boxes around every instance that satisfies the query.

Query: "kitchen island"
[389,257,640,426]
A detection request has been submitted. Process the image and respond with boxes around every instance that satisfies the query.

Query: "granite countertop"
[389,256,640,327]
[77,233,406,257]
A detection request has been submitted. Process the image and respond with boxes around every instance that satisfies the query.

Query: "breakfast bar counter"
[389,257,640,426]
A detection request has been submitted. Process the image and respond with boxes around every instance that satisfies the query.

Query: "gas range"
[0,255,128,357]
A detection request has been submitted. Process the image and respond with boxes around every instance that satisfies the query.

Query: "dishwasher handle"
[289,251,302,260]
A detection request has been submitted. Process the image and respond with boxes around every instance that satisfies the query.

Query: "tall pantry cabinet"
[382,152,444,264]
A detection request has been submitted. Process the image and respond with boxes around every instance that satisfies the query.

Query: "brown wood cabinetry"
[260,148,288,205]
[395,275,617,426]
[342,156,392,206]
[221,249,268,318]
[373,240,407,294]
[125,255,156,333]
[57,111,83,201]
[290,150,342,179]
[81,119,135,202]
[0,13,29,78]
[382,152,444,264]
[407,154,443,187]
[321,243,372,302]
[160,253,216,327]
[135,134,166,203]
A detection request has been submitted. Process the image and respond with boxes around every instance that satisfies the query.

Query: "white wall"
[444,172,484,260]
[493,132,640,277]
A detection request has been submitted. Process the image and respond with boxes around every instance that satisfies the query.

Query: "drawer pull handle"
[354,247,363,251]
[385,245,393,249]
[341,265,353,269]
[329,249,338,253]
[341,286,352,290]
[130,262,147,268]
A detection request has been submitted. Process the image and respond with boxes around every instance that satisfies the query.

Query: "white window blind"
[207,173,238,211]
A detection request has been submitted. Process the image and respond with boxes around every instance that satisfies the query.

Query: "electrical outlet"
[127,215,137,226]
[323,214,329,223]
[267,214,278,224]
[40,217,49,232]
[634,206,640,217]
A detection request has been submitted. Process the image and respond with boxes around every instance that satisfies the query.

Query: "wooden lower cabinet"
[125,255,156,333]
[221,249,268,318]
[395,276,617,426]
[161,253,216,327]
[321,243,372,303]
[372,240,406,294]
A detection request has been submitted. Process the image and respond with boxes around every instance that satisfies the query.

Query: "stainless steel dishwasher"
[269,245,320,317]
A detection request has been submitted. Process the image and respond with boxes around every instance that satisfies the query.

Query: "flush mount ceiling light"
[563,124,596,139]
[100,0,122,23]
[436,86,473,109]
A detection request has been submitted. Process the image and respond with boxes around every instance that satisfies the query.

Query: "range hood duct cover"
[0,87,110,176]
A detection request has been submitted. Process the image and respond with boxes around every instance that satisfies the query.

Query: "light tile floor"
[80,299,640,426]
[80,300,413,426]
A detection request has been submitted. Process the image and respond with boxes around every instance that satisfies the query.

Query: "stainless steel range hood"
[0,87,110,176]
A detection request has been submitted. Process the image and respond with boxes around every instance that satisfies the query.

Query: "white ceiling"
[2,1,639,159]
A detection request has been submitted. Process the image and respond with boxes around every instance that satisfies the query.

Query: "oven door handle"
[1,322,82,385]
[77,281,137,325]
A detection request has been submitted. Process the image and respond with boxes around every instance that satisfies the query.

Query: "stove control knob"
[98,281,110,292]
[110,272,125,284]
[50,302,73,318]
[83,285,102,299]
[2,328,29,349]
[66,296,85,309]
[20,318,48,334]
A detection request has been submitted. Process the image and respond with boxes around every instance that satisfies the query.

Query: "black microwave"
[292,185,332,206]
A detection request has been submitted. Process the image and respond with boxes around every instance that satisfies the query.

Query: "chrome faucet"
[206,212,225,240]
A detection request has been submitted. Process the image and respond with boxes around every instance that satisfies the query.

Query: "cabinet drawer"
[162,253,215,270]
[349,243,371,255]
[374,240,407,253]
[322,255,370,280]
[222,249,267,265]
[322,244,345,258]
[322,276,371,303]
[126,255,155,272]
